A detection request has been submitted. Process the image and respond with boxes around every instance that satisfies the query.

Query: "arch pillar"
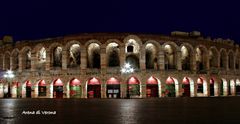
[45,50,50,71]
[120,45,125,67]
[140,46,146,70]
[158,51,165,70]
[80,48,87,71]
[191,53,196,71]
[101,79,107,98]
[18,55,23,72]
[141,76,147,98]
[176,50,182,70]
[226,56,229,71]
[100,47,106,69]
[62,50,67,70]
[31,52,37,71]
[10,56,13,70]
[3,55,5,70]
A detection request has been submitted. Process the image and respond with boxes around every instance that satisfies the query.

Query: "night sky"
[0,0,239,43]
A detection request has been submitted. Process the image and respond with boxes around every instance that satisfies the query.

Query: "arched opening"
[146,76,159,98]
[236,79,240,96]
[196,47,207,71]
[126,55,139,69]
[197,77,207,96]
[127,77,140,98]
[37,47,46,70]
[87,77,101,98]
[22,49,31,70]
[25,81,32,98]
[220,50,227,69]
[182,77,191,97]
[69,78,81,98]
[228,52,234,70]
[52,47,62,68]
[210,78,215,96]
[220,79,228,96]
[228,80,232,95]
[145,43,158,70]
[12,50,19,70]
[106,43,120,67]
[209,48,219,68]
[87,43,100,68]
[181,46,191,70]
[53,79,64,98]
[106,77,120,98]
[38,80,47,97]
[4,53,10,70]
[165,77,178,97]
[164,45,176,70]
[68,44,81,68]
[11,82,21,98]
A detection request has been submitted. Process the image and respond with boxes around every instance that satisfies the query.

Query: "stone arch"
[209,46,219,68]
[164,76,179,97]
[87,42,101,68]
[51,78,64,98]
[123,35,142,48]
[37,80,47,97]
[219,78,228,96]
[195,45,208,71]
[146,76,161,97]
[33,43,47,70]
[236,79,240,96]
[11,48,20,70]
[20,46,32,70]
[144,40,160,69]
[182,77,195,97]
[48,42,63,68]
[220,48,227,69]
[4,51,11,70]
[228,50,235,70]
[124,35,142,69]
[106,77,121,98]
[126,76,141,98]
[162,42,179,70]
[197,77,208,97]
[106,41,120,67]
[180,43,194,70]
[85,77,101,98]
[68,78,82,98]
[65,40,82,68]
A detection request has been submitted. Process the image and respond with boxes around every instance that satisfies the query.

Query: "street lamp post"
[4,70,14,98]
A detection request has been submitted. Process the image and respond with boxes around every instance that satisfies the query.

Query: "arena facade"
[0,31,240,99]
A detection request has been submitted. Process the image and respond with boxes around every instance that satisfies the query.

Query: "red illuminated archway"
[146,76,159,98]
[210,78,215,96]
[87,77,101,98]
[38,80,47,97]
[106,77,120,98]
[69,78,81,98]
[197,77,204,95]
[25,81,32,98]
[165,77,176,97]
[182,77,190,97]
[53,79,64,98]
[127,77,140,98]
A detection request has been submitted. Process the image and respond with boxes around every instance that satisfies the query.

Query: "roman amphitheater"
[0,31,240,99]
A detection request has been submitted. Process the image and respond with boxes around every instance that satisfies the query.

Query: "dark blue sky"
[0,0,239,43]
